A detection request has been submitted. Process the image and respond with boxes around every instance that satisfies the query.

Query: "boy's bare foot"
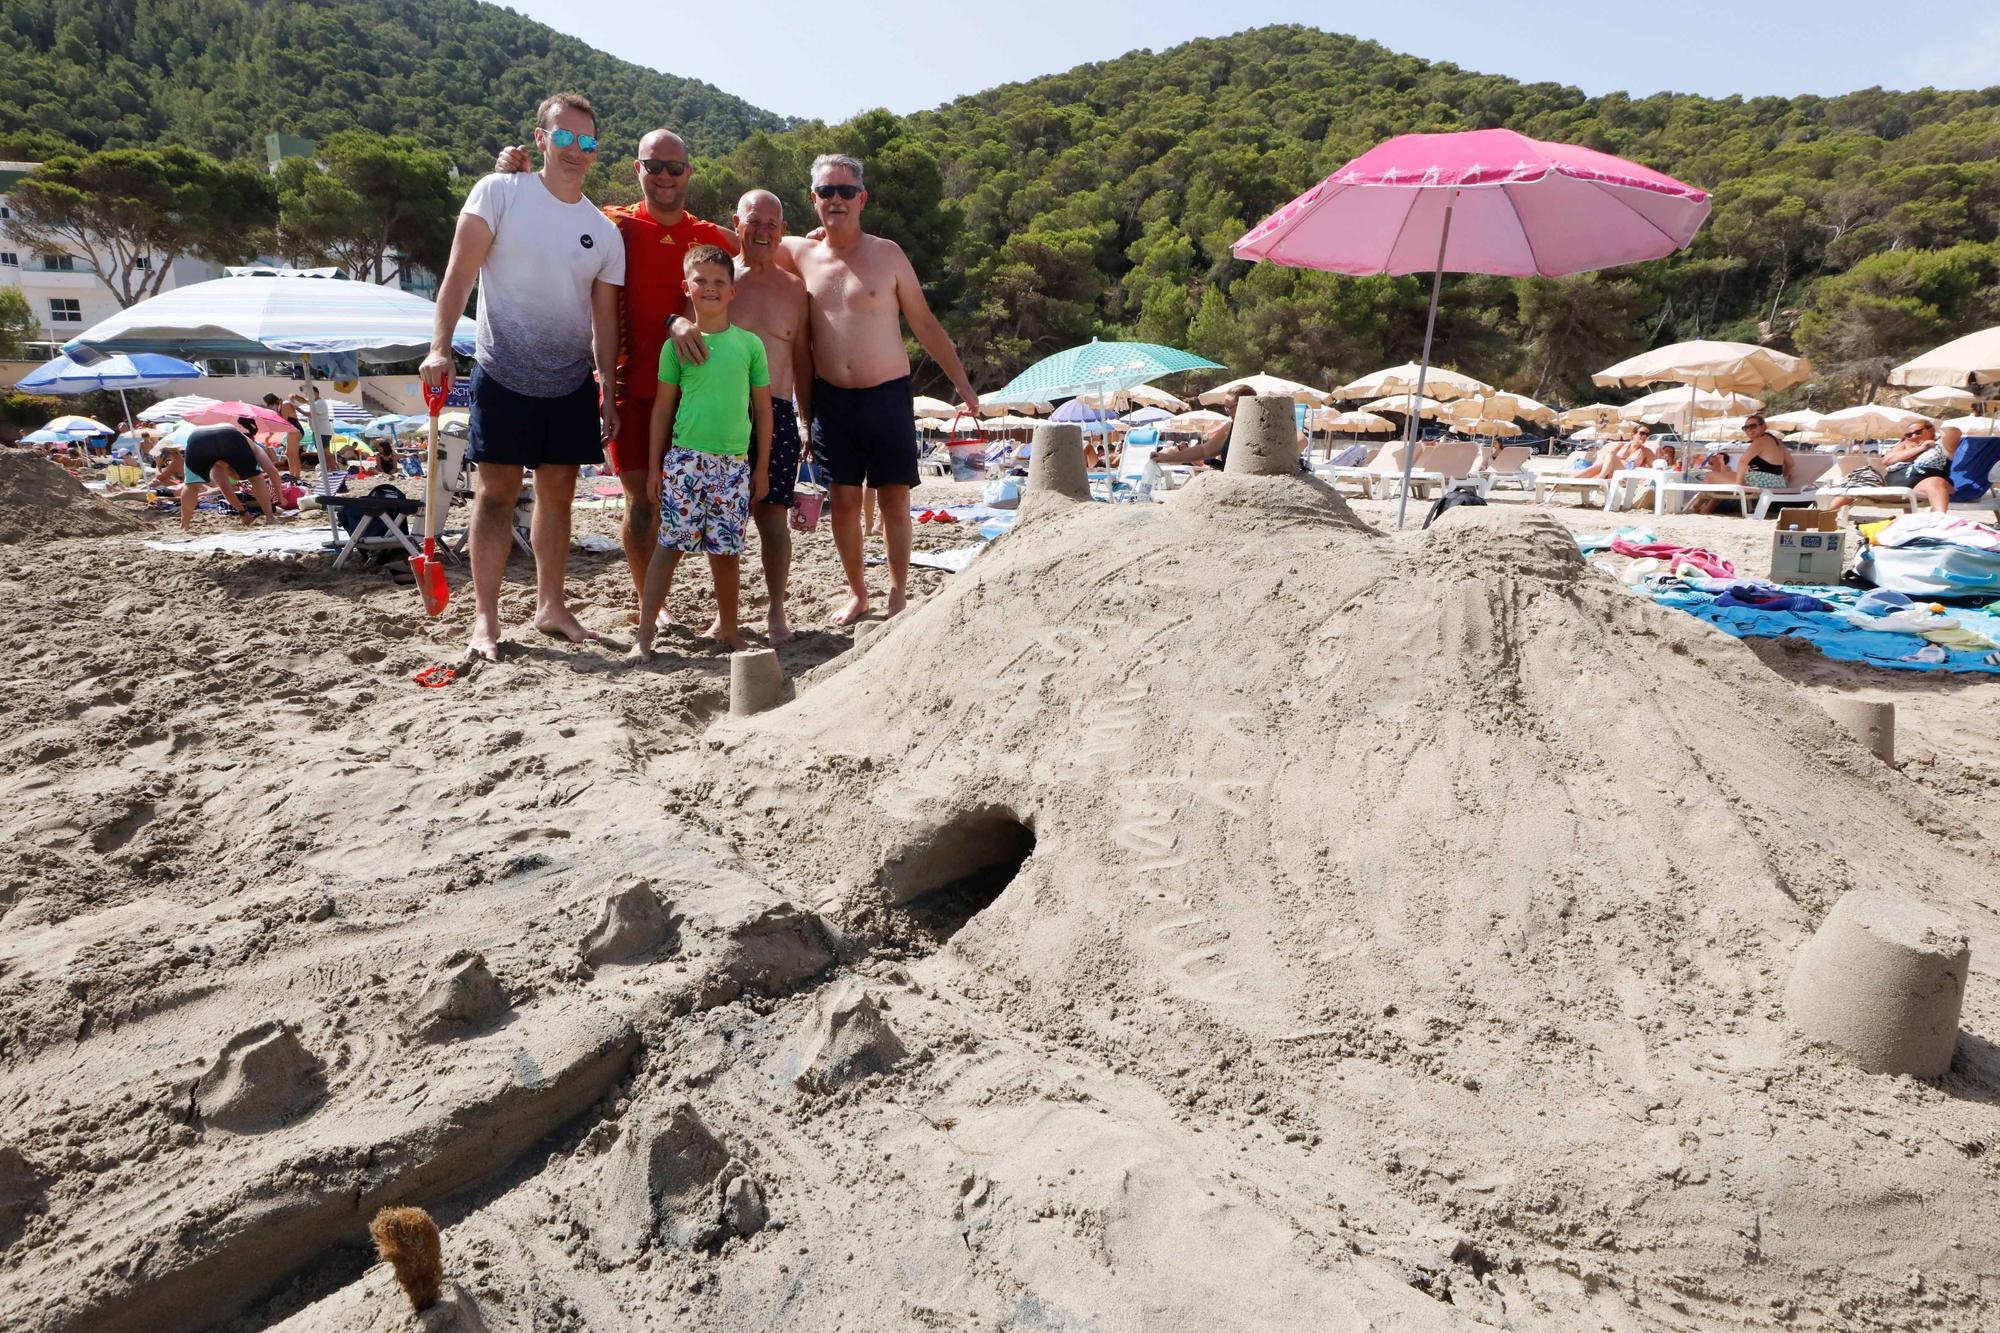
[713,625,750,652]
[533,605,590,643]
[466,614,505,663]
[625,635,653,664]
[766,607,794,644]
[829,594,868,627]
[885,587,908,618]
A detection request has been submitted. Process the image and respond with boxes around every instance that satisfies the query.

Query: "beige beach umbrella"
[1123,383,1189,413]
[1457,418,1522,437]
[1312,409,1396,434]
[1816,404,1932,440]
[1360,394,1450,419]
[1888,326,2000,390]
[1899,385,1976,414]
[1331,362,1494,399]
[1593,340,1812,395]
[1083,383,1191,413]
[1198,372,1329,405]
[1618,387,1762,425]
[915,416,947,431]
[911,395,958,417]
[1943,414,2000,433]
[1689,416,1748,442]
[1556,402,1626,428]
[1764,409,1826,432]
[1447,392,1556,425]
[1165,408,1230,428]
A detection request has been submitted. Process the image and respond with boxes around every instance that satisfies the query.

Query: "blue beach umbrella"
[20,351,206,436]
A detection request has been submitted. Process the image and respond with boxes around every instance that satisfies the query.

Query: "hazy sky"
[505,0,2000,125]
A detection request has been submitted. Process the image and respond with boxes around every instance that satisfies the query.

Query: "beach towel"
[1648,583,2000,674]
[1610,538,1734,579]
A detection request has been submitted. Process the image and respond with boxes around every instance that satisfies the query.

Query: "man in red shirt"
[499,128,737,604]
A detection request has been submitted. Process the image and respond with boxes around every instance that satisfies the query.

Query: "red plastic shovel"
[412,380,450,615]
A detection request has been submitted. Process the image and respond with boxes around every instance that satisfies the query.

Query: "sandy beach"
[3,447,1998,1331]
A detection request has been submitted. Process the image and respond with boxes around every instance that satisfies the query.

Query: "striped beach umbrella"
[61,274,475,361]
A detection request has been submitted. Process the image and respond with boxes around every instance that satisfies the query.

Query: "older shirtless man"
[791,154,978,624]
[725,190,813,641]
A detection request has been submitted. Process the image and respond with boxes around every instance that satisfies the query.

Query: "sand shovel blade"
[414,543,448,616]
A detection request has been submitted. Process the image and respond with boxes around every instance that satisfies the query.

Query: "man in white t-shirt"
[422,91,625,662]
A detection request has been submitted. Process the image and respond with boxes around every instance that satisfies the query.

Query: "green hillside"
[7,11,1998,402]
[690,27,2000,401]
[0,0,787,164]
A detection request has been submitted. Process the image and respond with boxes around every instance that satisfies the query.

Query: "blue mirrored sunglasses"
[543,128,599,153]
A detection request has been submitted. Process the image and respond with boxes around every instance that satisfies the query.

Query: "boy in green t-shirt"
[631,245,773,660]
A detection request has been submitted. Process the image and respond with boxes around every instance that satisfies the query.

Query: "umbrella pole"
[1396,191,1457,529]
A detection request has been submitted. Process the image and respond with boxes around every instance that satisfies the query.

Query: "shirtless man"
[787,154,978,624]
[725,190,812,641]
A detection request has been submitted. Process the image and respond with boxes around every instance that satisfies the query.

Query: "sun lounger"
[1401,440,1481,499]
[1327,444,1415,498]
[436,429,532,558]
[1535,470,1616,506]
[1748,453,1837,518]
[1477,445,1534,495]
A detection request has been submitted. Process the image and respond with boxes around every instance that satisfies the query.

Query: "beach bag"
[944,411,990,481]
[983,477,1021,510]
[790,458,825,534]
[1949,436,2000,503]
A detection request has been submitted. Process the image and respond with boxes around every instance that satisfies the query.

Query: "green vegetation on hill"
[0,0,787,164]
[693,27,2000,401]
[6,12,1998,403]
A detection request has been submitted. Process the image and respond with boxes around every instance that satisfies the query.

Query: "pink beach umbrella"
[1234,128,1712,525]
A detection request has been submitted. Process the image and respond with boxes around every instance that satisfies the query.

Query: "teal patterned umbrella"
[987,339,1222,407]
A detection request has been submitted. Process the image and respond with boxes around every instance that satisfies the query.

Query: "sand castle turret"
[1024,422,1088,507]
[1784,890,1968,1078]
[1223,394,1302,476]
[729,648,787,716]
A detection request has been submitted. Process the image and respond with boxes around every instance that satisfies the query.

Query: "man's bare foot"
[829,594,869,627]
[766,607,794,644]
[713,625,750,652]
[533,605,590,643]
[885,587,908,618]
[466,614,505,663]
[626,635,653,664]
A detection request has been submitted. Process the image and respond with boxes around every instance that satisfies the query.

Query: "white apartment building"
[0,160,227,352]
[0,155,437,358]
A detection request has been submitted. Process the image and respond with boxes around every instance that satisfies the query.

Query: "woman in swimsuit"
[1822,418,1962,517]
[1571,422,1652,480]
[1690,414,1789,513]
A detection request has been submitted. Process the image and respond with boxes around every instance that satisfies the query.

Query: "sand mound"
[5,417,1999,1331]
[0,449,143,545]
[662,420,2000,1325]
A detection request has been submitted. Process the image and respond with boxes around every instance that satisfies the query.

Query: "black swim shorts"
[755,398,803,508]
[466,365,605,471]
[809,375,918,489]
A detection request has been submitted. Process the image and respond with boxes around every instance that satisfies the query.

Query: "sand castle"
[1,428,1998,1330]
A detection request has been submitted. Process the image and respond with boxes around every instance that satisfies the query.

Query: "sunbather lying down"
[180,421,288,533]
[1825,419,1962,517]
[1570,423,1655,479]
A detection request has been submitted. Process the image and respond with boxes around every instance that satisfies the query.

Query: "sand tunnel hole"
[883,806,1036,943]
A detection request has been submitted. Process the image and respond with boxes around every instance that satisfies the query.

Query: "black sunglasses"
[813,183,861,200]
[639,159,688,177]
